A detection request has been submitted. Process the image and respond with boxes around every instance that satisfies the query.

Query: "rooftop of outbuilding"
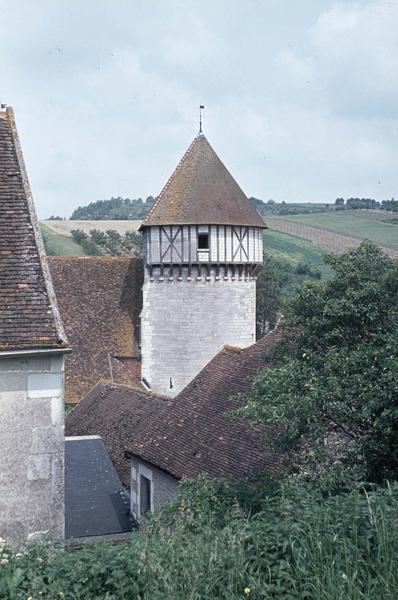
[48,256,143,403]
[141,134,266,229]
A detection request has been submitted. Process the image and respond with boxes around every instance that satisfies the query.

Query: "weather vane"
[199,105,205,134]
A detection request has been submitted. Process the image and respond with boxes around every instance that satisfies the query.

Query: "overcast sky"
[1,0,397,217]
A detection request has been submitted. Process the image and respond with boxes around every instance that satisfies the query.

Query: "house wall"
[130,457,178,524]
[141,266,256,396]
[0,354,65,547]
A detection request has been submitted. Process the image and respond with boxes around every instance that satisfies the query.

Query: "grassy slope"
[264,229,329,273]
[40,223,87,256]
[278,213,398,250]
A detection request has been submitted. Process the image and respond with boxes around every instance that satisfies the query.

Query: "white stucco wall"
[141,267,256,396]
[129,456,178,525]
[0,354,65,547]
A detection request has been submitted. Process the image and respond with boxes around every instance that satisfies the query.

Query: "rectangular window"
[197,232,209,250]
[140,474,151,516]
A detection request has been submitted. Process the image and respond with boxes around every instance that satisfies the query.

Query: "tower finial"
[199,105,205,134]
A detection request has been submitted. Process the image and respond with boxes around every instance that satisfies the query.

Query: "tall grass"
[0,481,397,599]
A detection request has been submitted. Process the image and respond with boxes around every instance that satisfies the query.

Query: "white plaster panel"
[51,397,64,426]
[27,373,63,398]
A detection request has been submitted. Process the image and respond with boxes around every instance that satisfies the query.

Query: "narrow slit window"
[140,474,151,516]
[198,232,209,250]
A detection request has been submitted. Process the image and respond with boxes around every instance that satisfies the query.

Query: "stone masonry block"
[27,454,51,481]
[30,426,64,455]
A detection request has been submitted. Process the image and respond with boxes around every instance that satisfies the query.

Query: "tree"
[256,255,281,338]
[241,242,398,484]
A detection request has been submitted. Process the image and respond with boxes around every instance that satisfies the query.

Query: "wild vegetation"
[0,478,397,599]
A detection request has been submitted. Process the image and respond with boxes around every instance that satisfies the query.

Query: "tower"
[140,133,265,397]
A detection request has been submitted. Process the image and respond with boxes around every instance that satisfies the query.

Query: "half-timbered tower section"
[140,134,265,396]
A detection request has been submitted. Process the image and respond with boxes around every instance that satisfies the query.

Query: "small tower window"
[198,232,209,250]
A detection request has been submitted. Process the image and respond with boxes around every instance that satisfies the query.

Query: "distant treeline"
[335,197,397,211]
[70,196,156,220]
[250,198,335,216]
[66,195,397,221]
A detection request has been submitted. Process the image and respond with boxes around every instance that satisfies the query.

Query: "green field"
[40,223,87,256]
[264,229,329,273]
[279,213,398,250]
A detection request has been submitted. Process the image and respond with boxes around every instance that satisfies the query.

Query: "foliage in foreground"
[1,478,398,600]
[243,242,398,483]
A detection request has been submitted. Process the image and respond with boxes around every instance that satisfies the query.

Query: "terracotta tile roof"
[0,107,68,352]
[126,328,283,480]
[65,383,171,486]
[48,257,143,403]
[67,328,283,483]
[141,134,266,229]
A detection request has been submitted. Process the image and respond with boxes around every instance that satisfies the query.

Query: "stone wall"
[129,456,178,524]
[0,354,65,547]
[141,266,256,396]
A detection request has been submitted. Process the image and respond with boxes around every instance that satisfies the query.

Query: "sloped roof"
[48,257,142,403]
[0,107,68,352]
[65,436,134,538]
[66,383,171,486]
[141,134,265,229]
[67,328,283,483]
[126,328,283,480]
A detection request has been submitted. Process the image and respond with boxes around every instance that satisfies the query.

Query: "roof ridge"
[99,379,172,401]
[45,256,139,262]
[141,134,203,228]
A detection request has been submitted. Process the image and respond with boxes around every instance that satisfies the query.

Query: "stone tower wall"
[141,267,256,396]
[0,354,65,548]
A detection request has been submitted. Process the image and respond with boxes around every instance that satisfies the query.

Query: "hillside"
[40,223,87,256]
[42,219,142,236]
[275,212,398,252]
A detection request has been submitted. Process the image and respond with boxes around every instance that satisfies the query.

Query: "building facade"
[0,106,69,547]
[140,134,265,396]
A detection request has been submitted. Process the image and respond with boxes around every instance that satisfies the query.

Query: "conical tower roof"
[141,134,265,229]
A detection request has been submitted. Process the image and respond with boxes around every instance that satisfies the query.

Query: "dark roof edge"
[0,346,72,358]
[140,220,268,229]
[124,449,181,480]
[6,107,69,350]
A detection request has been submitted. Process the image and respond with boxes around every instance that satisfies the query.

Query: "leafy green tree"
[256,255,281,337]
[242,242,398,484]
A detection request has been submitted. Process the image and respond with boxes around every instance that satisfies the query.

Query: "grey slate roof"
[0,107,68,352]
[141,134,266,229]
[65,436,133,539]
